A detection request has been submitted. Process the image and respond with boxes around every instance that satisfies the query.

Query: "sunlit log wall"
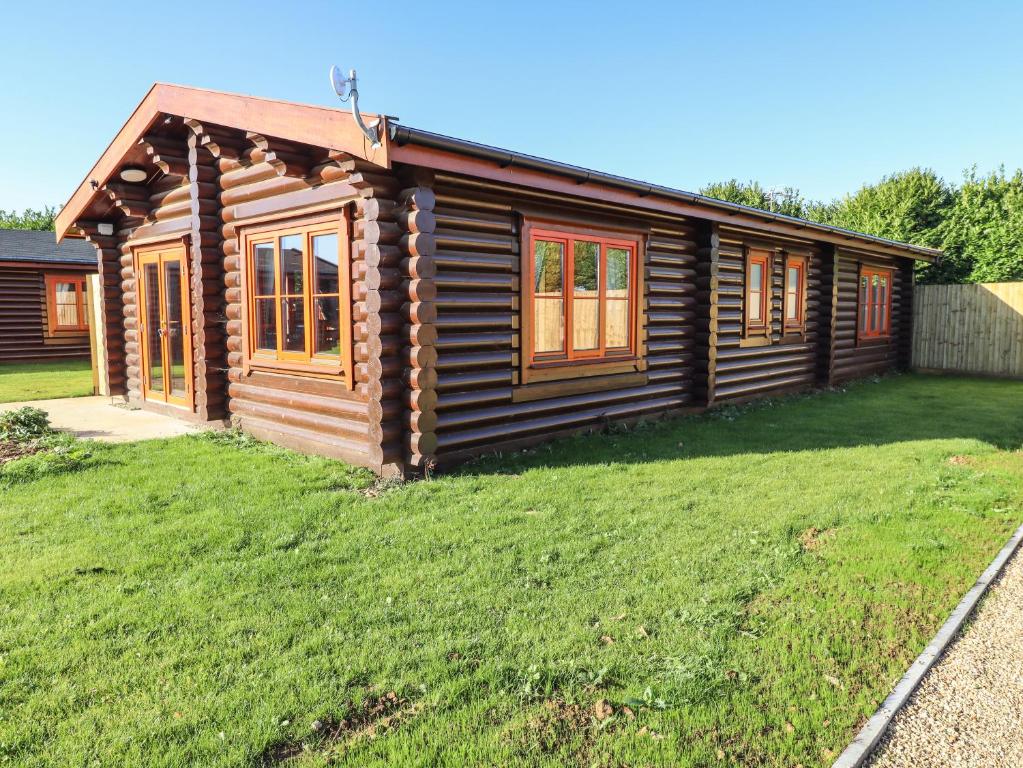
[828,249,913,383]
[423,171,699,467]
[0,267,92,362]
[705,228,826,404]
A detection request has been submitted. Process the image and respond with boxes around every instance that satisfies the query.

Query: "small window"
[745,249,771,335]
[858,266,892,339]
[243,212,350,375]
[45,274,89,333]
[526,223,640,369]
[783,255,806,332]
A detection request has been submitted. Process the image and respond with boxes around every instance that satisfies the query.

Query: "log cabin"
[55,84,940,475]
[0,229,97,362]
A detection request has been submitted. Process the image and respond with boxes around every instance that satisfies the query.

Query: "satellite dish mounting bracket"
[330,66,381,149]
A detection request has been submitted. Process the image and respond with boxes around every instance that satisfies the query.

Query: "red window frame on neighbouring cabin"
[44,273,89,333]
[524,222,641,370]
[744,249,771,336]
[783,255,806,333]
[858,266,893,340]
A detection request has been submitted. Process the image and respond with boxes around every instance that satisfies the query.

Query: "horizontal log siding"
[710,232,824,403]
[430,175,697,464]
[830,250,911,383]
[0,267,91,362]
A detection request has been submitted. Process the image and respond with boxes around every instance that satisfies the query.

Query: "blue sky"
[1,1,1020,212]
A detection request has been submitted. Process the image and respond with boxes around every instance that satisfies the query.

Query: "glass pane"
[607,247,630,296]
[573,299,599,350]
[312,233,339,294]
[54,282,80,327]
[573,241,599,295]
[533,298,564,354]
[606,300,629,348]
[880,304,888,334]
[786,292,797,320]
[787,266,799,293]
[871,303,878,333]
[254,242,275,295]
[162,260,188,399]
[860,275,869,305]
[313,296,341,356]
[860,302,869,333]
[280,234,304,294]
[255,298,277,351]
[281,296,305,352]
[534,240,563,295]
[144,264,163,389]
[749,289,763,322]
[750,263,763,291]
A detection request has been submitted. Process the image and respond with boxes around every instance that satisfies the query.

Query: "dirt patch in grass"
[0,439,40,465]
[947,454,973,466]
[799,526,836,552]
[261,692,417,764]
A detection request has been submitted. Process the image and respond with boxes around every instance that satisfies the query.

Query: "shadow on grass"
[455,374,1023,477]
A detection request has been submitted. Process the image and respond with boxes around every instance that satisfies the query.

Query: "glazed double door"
[137,246,193,408]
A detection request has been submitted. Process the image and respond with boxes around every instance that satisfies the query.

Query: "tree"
[0,206,59,231]
[699,179,807,218]
[942,167,1023,284]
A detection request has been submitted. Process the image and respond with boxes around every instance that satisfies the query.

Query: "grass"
[1,374,1021,767]
[0,360,94,403]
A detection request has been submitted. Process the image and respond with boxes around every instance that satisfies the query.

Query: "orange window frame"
[744,249,771,336]
[783,255,807,332]
[858,266,893,340]
[44,273,89,333]
[523,221,642,371]
[240,210,353,379]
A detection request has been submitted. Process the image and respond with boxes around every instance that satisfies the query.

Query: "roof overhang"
[56,83,391,240]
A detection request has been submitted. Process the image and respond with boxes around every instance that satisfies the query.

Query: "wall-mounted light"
[97,222,114,236]
[119,166,147,183]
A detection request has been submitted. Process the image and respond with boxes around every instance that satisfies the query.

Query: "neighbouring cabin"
[0,230,98,363]
[56,84,939,474]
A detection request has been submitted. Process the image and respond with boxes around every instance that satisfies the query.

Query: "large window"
[744,249,771,336]
[525,224,640,369]
[858,266,892,339]
[45,274,88,333]
[783,255,806,333]
[243,212,350,375]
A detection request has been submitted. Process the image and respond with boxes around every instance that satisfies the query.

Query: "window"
[858,266,893,339]
[242,212,351,375]
[525,223,640,371]
[744,249,771,335]
[45,274,88,333]
[783,255,806,333]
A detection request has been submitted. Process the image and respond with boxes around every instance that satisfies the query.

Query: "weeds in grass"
[0,406,52,441]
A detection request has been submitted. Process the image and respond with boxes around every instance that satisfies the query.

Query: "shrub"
[0,407,53,442]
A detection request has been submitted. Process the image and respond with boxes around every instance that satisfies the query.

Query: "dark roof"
[0,229,96,266]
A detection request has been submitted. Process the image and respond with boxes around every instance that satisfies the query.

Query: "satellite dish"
[329,65,354,101]
[328,65,381,149]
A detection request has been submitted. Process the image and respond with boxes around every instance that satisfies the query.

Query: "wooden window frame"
[239,209,353,380]
[783,254,807,335]
[521,217,645,385]
[744,248,771,337]
[857,265,894,342]
[44,273,89,334]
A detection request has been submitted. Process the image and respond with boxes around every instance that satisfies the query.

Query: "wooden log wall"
[0,267,91,362]
[425,172,697,466]
[708,229,825,403]
[829,249,911,383]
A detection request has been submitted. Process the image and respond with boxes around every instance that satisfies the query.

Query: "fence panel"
[912,282,1023,378]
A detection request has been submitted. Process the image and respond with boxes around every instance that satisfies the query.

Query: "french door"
[137,245,193,408]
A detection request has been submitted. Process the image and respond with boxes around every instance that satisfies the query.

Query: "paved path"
[0,396,198,442]
[866,546,1023,768]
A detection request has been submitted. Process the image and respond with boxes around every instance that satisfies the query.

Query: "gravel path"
[866,545,1023,768]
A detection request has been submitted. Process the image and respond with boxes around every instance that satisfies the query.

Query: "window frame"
[44,273,89,334]
[239,210,353,380]
[857,265,894,342]
[521,217,644,384]
[783,254,807,334]
[744,248,772,337]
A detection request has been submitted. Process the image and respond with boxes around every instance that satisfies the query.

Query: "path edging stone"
[831,521,1023,768]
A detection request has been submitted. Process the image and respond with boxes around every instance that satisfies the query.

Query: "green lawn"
[0,360,94,403]
[1,374,1021,768]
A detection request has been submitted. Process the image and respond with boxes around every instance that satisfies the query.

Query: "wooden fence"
[912,282,1023,378]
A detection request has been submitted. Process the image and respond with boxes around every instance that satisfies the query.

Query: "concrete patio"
[0,396,200,442]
